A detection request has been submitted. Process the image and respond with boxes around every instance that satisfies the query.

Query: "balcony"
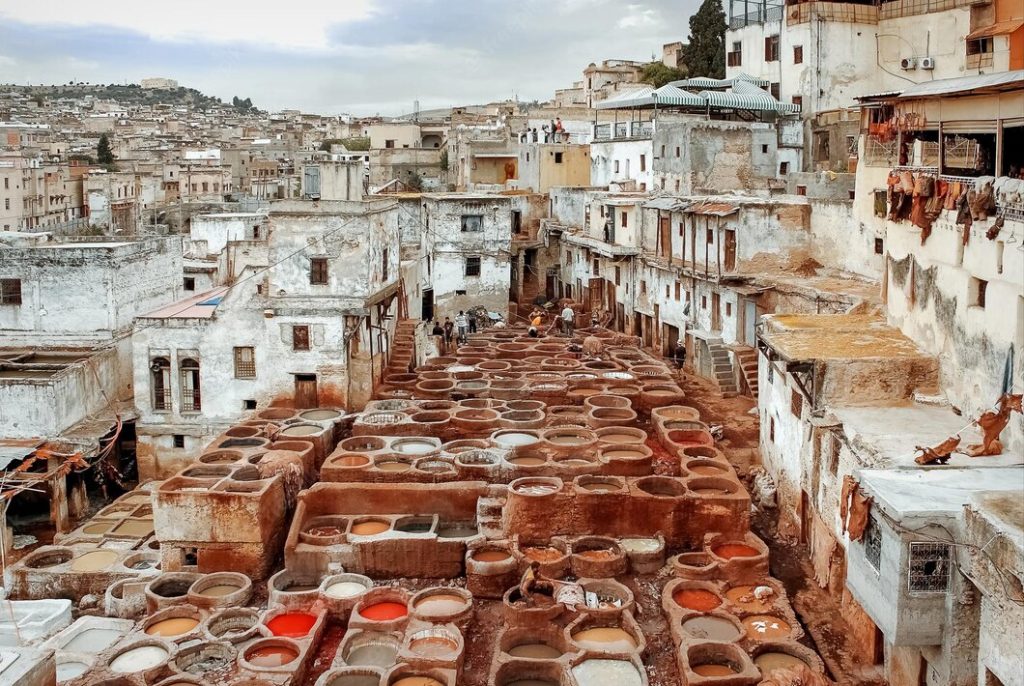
[593,121,653,142]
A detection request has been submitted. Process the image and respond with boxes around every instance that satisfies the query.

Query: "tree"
[640,61,688,88]
[683,0,727,79]
[97,134,115,165]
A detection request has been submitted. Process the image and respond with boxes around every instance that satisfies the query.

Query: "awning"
[598,79,798,114]
[898,69,1024,99]
[966,19,1024,39]
[685,201,739,216]
[643,196,691,211]
[651,84,707,108]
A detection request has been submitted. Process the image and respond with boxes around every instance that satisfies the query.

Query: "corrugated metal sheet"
[651,85,707,108]
[898,70,1024,99]
[686,201,739,216]
[643,197,691,211]
[966,19,1024,39]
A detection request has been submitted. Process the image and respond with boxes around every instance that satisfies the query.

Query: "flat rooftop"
[760,314,926,362]
[858,467,1024,519]
[829,402,1023,469]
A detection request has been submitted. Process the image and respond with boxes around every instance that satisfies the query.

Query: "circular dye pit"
[377,461,413,473]
[359,601,408,621]
[346,641,398,668]
[280,425,321,436]
[145,617,199,637]
[494,432,539,448]
[327,675,381,686]
[673,588,722,612]
[598,432,639,444]
[579,481,620,493]
[472,549,512,563]
[437,523,477,539]
[571,627,637,652]
[409,634,458,659]
[755,652,808,673]
[266,612,317,638]
[198,584,241,598]
[393,440,436,455]
[512,480,559,496]
[245,645,298,668]
[301,409,341,421]
[521,546,564,563]
[392,678,444,686]
[507,681,558,686]
[690,464,727,476]
[56,661,89,681]
[692,663,738,677]
[351,520,391,536]
[724,585,775,612]
[743,615,791,640]
[507,643,562,659]
[571,659,643,686]
[110,644,169,673]
[602,448,647,460]
[414,593,468,616]
[620,538,659,553]
[681,616,742,641]
[70,549,118,572]
[307,525,345,538]
[333,455,371,467]
[509,456,546,467]
[325,582,369,599]
[712,543,759,559]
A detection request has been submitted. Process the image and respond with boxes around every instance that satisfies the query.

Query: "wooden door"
[711,292,721,332]
[659,214,671,259]
[294,374,318,409]
[744,299,758,345]
[724,229,737,271]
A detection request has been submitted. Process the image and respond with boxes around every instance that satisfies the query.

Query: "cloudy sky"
[0,0,701,116]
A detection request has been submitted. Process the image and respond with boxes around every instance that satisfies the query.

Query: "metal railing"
[593,121,654,141]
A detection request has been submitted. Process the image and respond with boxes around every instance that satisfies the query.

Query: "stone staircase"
[476,491,506,539]
[707,338,739,394]
[385,319,418,377]
[733,345,760,398]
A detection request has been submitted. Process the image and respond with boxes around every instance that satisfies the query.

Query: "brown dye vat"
[326,674,381,686]
[522,546,564,563]
[377,461,413,472]
[473,550,512,563]
[743,615,791,639]
[111,519,154,537]
[145,617,199,636]
[581,482,618,492]
[509,456,546,467]
[301,409,341,420]
[333,455,371,467]
[280,424,321,436]
[724,586,775,612]
[351,520,391,536]
[70,550,118,572]
[689,463,727,476]
[754,652,809,673]
[199,584,241,597]
[673,588,722,611]
[599,431,641,444]
[693,664,738,677]
[507,643,562,659]
[246,644,298,667]
[571,627,637,652]
[681,616,742,641]
[602,448,646,459]
[83,521,115,535]
[713,543,759,559]
[392,678,444,686]
[506,680,559,686]
[409,635,458,658]
[437,523,477,538]
[576,549,616,561]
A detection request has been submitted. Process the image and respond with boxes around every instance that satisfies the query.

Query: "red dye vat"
[673,588,722,611]
[713,543,759,559]
[266,612,317,638]
[359,601,408,621]
[246,644,298,667]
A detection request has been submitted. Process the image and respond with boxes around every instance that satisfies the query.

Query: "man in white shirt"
[560,305,575,337]
[455,311,469,345]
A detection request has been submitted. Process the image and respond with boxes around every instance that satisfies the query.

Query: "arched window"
[150,358,171,411]
[180,358,201,412]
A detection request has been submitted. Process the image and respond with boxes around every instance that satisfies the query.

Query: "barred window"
[465,256,481,277]
[310,257,329,285]
[179,359,201,412]
[234,347,256,378]
[864,513,882,571]
[908,542,951,592]
[0,278,22,305]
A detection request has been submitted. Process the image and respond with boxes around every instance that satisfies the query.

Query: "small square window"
[874,238,884,255]
[173,434,185,449]
[761,144,769,154]
[971,277,987,308]
[183,276,196,291]
[461,214,483,232]
[0,278,23,305]
[864,514,882,570]
[310,257,329,285]
[293,325,310,351]
[455,289,467,295]
[554,152,563,163]
[243,399,257,410]
[793,45,803,64]
[465,256,481,276]
[908,542,951,592]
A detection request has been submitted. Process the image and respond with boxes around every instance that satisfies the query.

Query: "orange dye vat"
[673,588,722,611]
[713,543,759,559]
[266,612,316,638]
[359,601,408,621]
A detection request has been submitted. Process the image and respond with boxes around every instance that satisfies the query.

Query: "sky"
[0,0,701,116]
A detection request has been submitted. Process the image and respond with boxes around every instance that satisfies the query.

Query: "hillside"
[3,83,258,112]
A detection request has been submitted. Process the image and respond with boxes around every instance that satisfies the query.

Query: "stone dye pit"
[3,326,829,686]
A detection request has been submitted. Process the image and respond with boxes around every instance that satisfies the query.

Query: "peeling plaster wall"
[424,195,512,318]
[885,217,1024,454]
[590,139,655,190]
[190,213,263,256]
[808,198,883,279]
[653,117,777,194]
